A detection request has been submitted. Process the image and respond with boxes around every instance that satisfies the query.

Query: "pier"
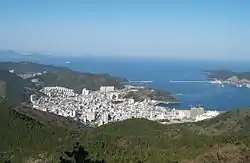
[129,80,153,83]
[169,80,208,83]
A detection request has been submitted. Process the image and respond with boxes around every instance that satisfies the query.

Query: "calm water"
[2,55,250,111]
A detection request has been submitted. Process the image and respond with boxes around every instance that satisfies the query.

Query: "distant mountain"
[0,50,50,61]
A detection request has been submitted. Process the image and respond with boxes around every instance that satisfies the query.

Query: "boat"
[64,61,70,64]
[174,93,183,96]
[236,84,242,88]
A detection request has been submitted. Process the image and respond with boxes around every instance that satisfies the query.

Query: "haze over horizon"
[0,0,249,60]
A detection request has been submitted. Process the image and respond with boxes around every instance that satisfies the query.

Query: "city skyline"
[0,0,250,60]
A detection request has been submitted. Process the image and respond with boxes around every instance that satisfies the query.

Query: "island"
[204,70,250,88]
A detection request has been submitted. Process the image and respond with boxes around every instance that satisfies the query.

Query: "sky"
[0,0,250,60]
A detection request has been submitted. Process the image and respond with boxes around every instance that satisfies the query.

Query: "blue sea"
[1,55,250,111]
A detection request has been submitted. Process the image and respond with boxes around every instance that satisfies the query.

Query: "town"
[209,75,250,88]
[30,85,220,127]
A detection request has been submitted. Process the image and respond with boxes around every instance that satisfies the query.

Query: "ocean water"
[2,55,250,111]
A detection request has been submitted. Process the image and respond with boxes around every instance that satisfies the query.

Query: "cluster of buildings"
[209,77,250,88]
[30,85,220,127]
[9,69,46,84]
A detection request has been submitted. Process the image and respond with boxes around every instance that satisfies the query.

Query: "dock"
[129,80,153,83]
[169,80,208,83]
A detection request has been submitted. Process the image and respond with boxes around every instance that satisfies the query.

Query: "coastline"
[205,70,250,88]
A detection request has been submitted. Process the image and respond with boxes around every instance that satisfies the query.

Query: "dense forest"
[1,101,250,163]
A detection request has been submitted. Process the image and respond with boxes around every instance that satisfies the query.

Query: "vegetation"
[60,142,105,163]
[0,61,180,103]
[0,101,88,163]
[0,70,35,103]
[0,61,126,92]
[2,100,250,162]
[124,87,180,103]
[204,70,250,80]
[1,61,250,162]
[37,70,125,93]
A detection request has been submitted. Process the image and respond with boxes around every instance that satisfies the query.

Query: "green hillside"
[190,108,250,136]
[0,101,95,163]
[0,70,35,103]
[37,70,125,93]
[204,69,250,81]
[2,100,250,163]
[0,61,126,92]
[0,61,180,103]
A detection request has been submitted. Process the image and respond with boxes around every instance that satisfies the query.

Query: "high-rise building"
[87,109,96,122]
[190,107,205,118]
[100,86,115,93]
[82,88,90,95]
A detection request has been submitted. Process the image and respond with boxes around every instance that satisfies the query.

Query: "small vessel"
[236,84,242,88]
[64,61,70,64]
[221,84,224,87]
[174,93,183,96]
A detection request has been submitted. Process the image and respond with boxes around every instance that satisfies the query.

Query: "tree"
[60,142,105,163]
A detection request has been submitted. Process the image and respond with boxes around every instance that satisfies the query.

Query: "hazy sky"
[0,0,249,59]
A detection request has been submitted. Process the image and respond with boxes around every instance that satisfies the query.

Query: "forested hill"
[0,61,180,103]
[0,61,127,92]
[1,100,250,163]
[0,70,35,103]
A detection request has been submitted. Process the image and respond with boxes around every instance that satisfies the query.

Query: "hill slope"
[0,101,94,163]
[0,61,126,92]
[204,70,250,81]
[0,70,36,103]
[0,61,180,103]
[196,108,250,136]
[2,101,250,163]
